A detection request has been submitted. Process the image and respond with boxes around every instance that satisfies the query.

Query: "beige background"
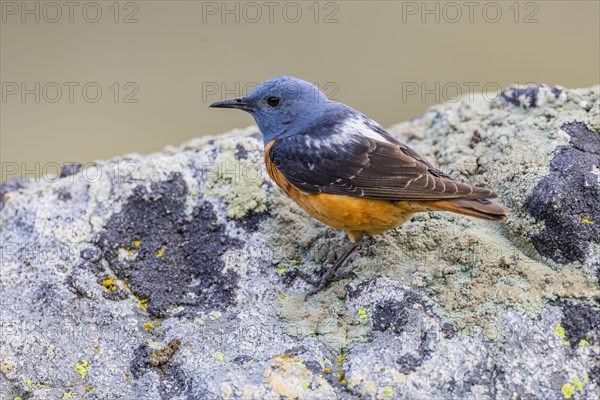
[1,0,599,174]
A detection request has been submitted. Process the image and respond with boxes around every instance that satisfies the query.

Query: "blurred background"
[1,0,599,175]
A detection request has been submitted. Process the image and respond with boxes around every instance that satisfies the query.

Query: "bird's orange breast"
[264,140,426,242]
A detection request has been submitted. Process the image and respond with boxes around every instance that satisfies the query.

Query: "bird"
[210,76,509,298]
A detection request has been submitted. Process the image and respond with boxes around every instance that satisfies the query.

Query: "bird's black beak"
[209,97,253,111]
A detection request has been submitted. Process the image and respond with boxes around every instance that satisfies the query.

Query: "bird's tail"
[427,198,509,221]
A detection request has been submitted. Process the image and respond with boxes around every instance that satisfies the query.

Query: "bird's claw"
[301,267,358,300]
[289,268,321,287]
[288,239,363,300]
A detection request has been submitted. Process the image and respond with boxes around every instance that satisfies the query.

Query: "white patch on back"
[338,116,395,144]
[301,114,394,149]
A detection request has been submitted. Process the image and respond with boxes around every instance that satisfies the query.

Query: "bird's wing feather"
[269,118,496,201]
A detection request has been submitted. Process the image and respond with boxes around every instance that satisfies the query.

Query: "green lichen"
[205,138,268,219]
[275,291,372,353]
[382,218,598,339]
[260,191,329,272]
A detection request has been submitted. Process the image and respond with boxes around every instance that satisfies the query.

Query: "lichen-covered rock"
[1,86,599,400]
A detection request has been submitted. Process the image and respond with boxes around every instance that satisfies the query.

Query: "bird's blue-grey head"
[210,76,332,145]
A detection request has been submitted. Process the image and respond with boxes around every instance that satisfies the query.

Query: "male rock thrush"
[210,76,509,297]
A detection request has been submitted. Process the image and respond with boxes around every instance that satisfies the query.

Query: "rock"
[524,122,600,264]
[1,86,599,399]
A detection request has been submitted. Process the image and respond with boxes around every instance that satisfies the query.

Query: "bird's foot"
[302,269,359,300]
[291,267,357,288]
[288,268,321,287]
[285,236,365,300]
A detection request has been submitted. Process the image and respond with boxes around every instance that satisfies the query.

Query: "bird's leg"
[302,235,364,299]
[294,241,361,286]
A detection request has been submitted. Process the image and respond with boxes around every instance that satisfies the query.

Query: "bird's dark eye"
[267,96,281,107]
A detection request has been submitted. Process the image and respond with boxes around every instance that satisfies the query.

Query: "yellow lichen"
[322,367,331,373]
[562,376,585,399]
[102,276,117,292]
[75,360,88,380]
[274,353,291,361]
[23,377,45,389]
[144,322,155,331]
[272,353,305,367]
[554,323,570,345]
[62,391,74,400]
[572,376,583,391]
[378,386,394,400]
[357,308,368,320]
[139,298,149,310]
[338,355,348,384]
[578,216,595,225]
[155,245,165,257]
[579,339,589,346]
[214,352,225,361]
[554,323,565,338]
[134,240,141,247]
[85,386,92,392]
[278,291,286,300]
[562,383,575,398]
[276,267,286,275]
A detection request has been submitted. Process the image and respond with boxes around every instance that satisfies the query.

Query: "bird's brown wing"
[269,132,496,201]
